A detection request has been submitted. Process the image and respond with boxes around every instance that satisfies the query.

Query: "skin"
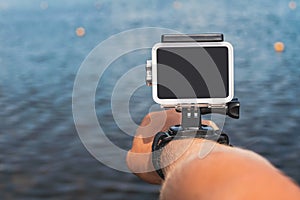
[126,109,300,199]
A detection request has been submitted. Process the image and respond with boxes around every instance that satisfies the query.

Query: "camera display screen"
[156,46,229,99]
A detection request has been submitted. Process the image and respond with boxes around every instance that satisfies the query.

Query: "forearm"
[160,139,300,200]
[126,109,300,199]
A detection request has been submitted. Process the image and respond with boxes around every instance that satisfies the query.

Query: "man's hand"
[126,109,218,184]
[126,109,181,184]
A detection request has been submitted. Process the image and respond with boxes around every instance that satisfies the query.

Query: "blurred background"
[0,0,300,199]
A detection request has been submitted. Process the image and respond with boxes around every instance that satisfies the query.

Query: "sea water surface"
[0,0,300,199]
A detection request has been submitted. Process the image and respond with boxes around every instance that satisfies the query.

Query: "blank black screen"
[157,47,229,99]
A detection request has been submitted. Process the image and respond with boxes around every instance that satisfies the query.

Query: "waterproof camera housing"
[147,36,234,106]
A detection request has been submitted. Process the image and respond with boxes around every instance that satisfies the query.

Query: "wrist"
[152,121,230,181]
[126,150,163,184]
[160,138,215,179]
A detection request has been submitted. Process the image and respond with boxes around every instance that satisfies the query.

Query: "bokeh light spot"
[289,1,297,10]
[95,1,101,10]
[40,1,48,10]
[173,1,182,10]
[274,42,285,52]
[76,27,86,37]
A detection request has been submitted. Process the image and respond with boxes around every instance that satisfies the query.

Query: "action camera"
[145,33,239,117]
[147,34,234,106]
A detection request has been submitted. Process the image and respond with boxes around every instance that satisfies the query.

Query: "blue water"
[1,0,300,199]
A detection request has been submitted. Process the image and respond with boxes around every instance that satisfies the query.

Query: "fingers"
[136,109,181,139]
[137,110,219,140]
[201,120,219,130]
